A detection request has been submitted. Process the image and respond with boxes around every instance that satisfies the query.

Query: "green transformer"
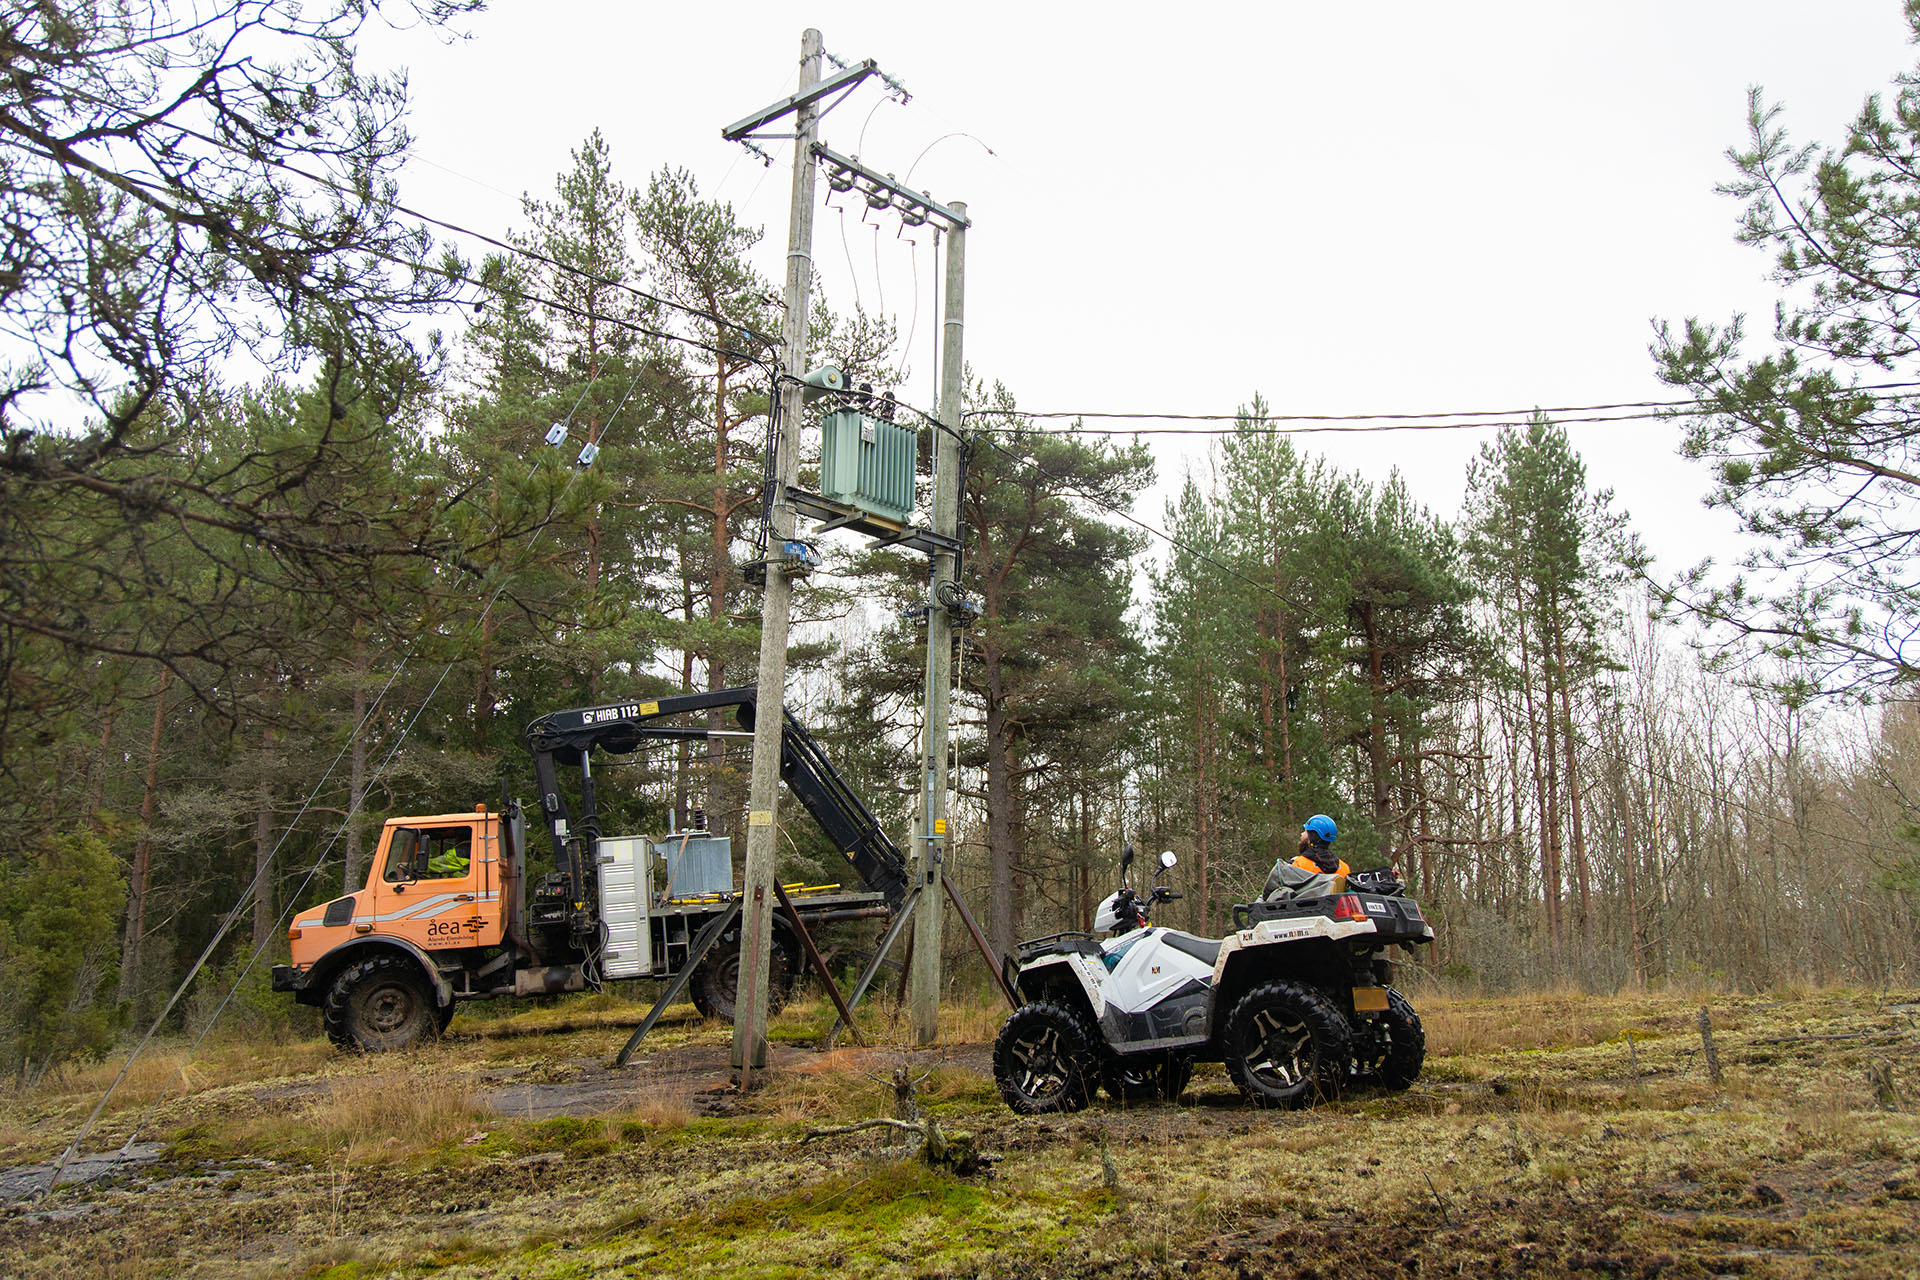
[819,409,916,524]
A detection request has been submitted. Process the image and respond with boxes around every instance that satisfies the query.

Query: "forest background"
[3,0,1919,1087]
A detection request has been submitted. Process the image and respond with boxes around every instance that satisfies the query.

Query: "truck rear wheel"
[689,934,794,1021]
[324,954,440,1053]
[1225,981,1351,1109]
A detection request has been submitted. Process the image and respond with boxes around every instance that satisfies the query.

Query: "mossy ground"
[1,987,1916,1278]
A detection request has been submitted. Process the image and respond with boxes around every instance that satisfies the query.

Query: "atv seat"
[1160,931,1222,968]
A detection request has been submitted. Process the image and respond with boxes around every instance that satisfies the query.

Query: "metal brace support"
[613,898,742,1067]
[824,886,920,1049]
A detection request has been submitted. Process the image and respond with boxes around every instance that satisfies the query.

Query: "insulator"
[576,441,600,468]
[545,422,568,446]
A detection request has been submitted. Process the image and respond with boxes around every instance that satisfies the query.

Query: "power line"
[971,380,1920,434]
[964,431,1309,613]
[102,114,784,358]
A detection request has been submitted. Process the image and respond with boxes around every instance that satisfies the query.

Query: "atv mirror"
[1120,843,1135,875]
[1159,850,1177,871]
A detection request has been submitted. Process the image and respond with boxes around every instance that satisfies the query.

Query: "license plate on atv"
[1352,986,1389,1012]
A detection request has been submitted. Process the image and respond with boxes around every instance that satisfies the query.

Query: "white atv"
[991,845,1433,1113]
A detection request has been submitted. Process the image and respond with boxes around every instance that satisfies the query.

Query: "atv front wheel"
[1225,981,1351,1109]
[1353,987,1424,1090]
[1102,1052,1193,1104]
[993,1001,1098,1114]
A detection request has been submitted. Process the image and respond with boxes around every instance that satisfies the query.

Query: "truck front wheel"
[324,954,440,1053]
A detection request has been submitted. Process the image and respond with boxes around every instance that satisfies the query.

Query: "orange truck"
[274,687,909,1051]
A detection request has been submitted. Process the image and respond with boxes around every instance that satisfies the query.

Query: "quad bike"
[992,845,1433,1114]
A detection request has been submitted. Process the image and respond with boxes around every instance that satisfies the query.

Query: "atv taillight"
[1331,894,1368,922]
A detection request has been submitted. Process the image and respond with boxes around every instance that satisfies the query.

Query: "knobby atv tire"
[1225,981,1351,1109]
[1102,1051,1194,1105]
[324,954,440,1053]
[1353,986,1424,1090]
[993,1000,1099,1115]
[689,934,794,1021]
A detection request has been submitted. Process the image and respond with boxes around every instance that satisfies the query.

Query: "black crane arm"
[523,686,911,910]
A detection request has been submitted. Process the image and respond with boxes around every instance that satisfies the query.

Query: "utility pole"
[911,202,966,1044]
[720,32,970,1074]
[732,27,822,1081]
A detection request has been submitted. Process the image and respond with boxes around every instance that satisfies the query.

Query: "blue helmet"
[1304,814,1337,846]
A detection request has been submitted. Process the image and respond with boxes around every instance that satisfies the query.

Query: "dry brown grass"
[254,1067,490,1164]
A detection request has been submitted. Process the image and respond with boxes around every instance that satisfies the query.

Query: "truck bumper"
[271,964,301,992]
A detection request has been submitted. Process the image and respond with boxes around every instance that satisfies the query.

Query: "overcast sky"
[369,1,1919,581]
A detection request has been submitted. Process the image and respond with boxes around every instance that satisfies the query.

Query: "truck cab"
[287,809,506,977]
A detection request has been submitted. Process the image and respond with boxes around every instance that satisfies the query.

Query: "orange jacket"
[1292,853,1350,877]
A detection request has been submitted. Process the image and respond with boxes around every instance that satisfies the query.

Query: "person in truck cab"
[425,842,469,877]
[1290,813,1349,877]
[385,827,471,880]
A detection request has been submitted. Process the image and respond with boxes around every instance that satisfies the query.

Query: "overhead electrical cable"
[66,111,783,355]
[965,381,1920,434]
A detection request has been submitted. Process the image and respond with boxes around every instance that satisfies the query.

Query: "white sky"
[369,0,1920,580]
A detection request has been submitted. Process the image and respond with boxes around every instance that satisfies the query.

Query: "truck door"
[370,821,502,952]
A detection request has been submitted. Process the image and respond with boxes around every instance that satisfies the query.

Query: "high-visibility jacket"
[1292,852,1350,877]
[425,850,470,877]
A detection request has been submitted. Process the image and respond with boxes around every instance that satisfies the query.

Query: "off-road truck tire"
[1225,981,1351,1109]
[993,1001,1100,1114]
[324,954,439,1053]
[1353,987,1424,1090]
[689,933,794,1021]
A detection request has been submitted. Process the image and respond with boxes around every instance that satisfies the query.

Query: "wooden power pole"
[911,203,967,1043]
[732,27,823,1081]
[719,30,971,1072]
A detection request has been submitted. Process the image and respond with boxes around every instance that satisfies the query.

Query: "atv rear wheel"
[689,934,794,1021]
[1225,981,1351,1109]
[1353,987,1424,1090]
[993,1001,1098,1114]
[1102,1052,1194,1104]
[324,954,439,1053]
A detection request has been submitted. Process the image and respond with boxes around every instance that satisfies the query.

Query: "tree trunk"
[1552,614,1595,982]
[1512,570,1562,969]
[342,641,370,892]
[118,666,168,1004]
[252,725,275,950]
[1358,601,1393,838]
[708,365,733,841]
[983,644,1017,961]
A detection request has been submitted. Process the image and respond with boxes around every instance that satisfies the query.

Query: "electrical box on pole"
[819,410,917,524]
